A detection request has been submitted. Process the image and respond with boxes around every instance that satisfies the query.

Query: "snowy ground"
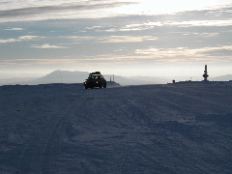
[0,83,232,174]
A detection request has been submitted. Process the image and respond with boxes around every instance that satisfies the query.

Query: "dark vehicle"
[84,72,107,89]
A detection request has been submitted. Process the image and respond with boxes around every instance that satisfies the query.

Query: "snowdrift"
[0,83,232,174]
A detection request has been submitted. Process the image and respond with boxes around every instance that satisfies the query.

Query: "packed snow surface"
[0,83,232,174]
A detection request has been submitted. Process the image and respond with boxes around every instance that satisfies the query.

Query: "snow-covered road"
[0,83,232,174]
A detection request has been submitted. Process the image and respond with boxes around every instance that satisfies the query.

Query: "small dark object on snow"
[84,72,107,89]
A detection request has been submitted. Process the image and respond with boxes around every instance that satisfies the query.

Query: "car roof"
[90,71,101,74]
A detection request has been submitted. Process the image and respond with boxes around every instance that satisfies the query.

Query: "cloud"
[182,32,219,37]
[0,1,134,16]
[4,27,23,31]
[32,44,67,49]
[84,19,232,34]
[64,36,95,40]
[135,45,232,60]
[0,1,231,24]
[105,19,232,32]
[77,5,232,33]
[0,35,41,44]
[166,20,232,27]
[0,0,136,22]
[99,36,158,43]
[64,35,158,43]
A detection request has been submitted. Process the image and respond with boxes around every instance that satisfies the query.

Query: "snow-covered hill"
[0,83,232,174]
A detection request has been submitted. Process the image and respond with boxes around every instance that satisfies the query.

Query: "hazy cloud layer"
[0,0,231,22]
[0,0,136,22]
[0,35,41,44]
[135,45,232,61]
[65,35,158,43]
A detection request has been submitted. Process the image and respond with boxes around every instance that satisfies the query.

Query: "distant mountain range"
[0,70,231,86]
[27,70,168,86]
[29,70,89,85]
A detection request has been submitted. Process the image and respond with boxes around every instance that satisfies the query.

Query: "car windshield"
[89,74,102,79]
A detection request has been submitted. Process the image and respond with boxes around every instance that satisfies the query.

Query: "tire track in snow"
[16,93,83,174]
[40,93,85,174]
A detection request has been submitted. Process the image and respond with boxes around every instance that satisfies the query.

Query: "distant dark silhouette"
[203,65,209,81]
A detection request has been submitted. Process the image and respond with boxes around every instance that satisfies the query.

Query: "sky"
[0,0,232,80]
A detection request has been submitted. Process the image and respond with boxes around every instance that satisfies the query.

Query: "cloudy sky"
[0,0,232,80]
